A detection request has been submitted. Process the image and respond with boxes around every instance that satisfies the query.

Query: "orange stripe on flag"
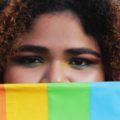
[0,85,6,120]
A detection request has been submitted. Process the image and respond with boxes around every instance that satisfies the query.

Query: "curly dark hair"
[0,0,120,81]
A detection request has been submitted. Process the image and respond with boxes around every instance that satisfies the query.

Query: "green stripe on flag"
[48,83,90,120]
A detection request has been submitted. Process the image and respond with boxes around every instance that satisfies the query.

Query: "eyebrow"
[65,48,101,58]
[16,45,101,58]
[17,45,49,54]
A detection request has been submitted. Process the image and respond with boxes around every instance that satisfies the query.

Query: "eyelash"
[12,56,98,69]
[68,58,98,69]
[12,56,45,67]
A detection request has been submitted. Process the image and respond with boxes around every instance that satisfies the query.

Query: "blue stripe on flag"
[90,82,120,120]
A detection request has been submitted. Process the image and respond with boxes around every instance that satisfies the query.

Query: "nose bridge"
[45,60,64,83]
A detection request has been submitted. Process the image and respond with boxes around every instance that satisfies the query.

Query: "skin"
[3,12,104,83]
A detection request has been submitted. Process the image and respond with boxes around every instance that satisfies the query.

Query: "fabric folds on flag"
[0,82,120,120]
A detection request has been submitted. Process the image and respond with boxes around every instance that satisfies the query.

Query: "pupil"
[24,58,37,63]
[70,59,84,65]
[74,59,83,65]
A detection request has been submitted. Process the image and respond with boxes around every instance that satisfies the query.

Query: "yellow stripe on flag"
[5,84,48,120]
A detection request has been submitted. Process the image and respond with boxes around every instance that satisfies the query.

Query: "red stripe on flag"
[0,85,6,120]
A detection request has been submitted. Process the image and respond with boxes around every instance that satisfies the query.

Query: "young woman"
[0,0,119,83]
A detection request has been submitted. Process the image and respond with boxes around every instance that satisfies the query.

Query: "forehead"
[18,12,100,53]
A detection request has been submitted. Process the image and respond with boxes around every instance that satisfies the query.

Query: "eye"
[12,56,45,67]
[68,58,97,69]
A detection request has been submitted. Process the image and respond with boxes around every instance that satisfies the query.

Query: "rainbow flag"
[0,82,120,120]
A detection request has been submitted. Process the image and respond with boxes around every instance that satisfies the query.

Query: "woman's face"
[4,12,104,83]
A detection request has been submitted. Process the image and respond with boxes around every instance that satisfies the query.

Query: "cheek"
[66,69,105,82]
[4,67,43,83]
[3,65,105,83]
